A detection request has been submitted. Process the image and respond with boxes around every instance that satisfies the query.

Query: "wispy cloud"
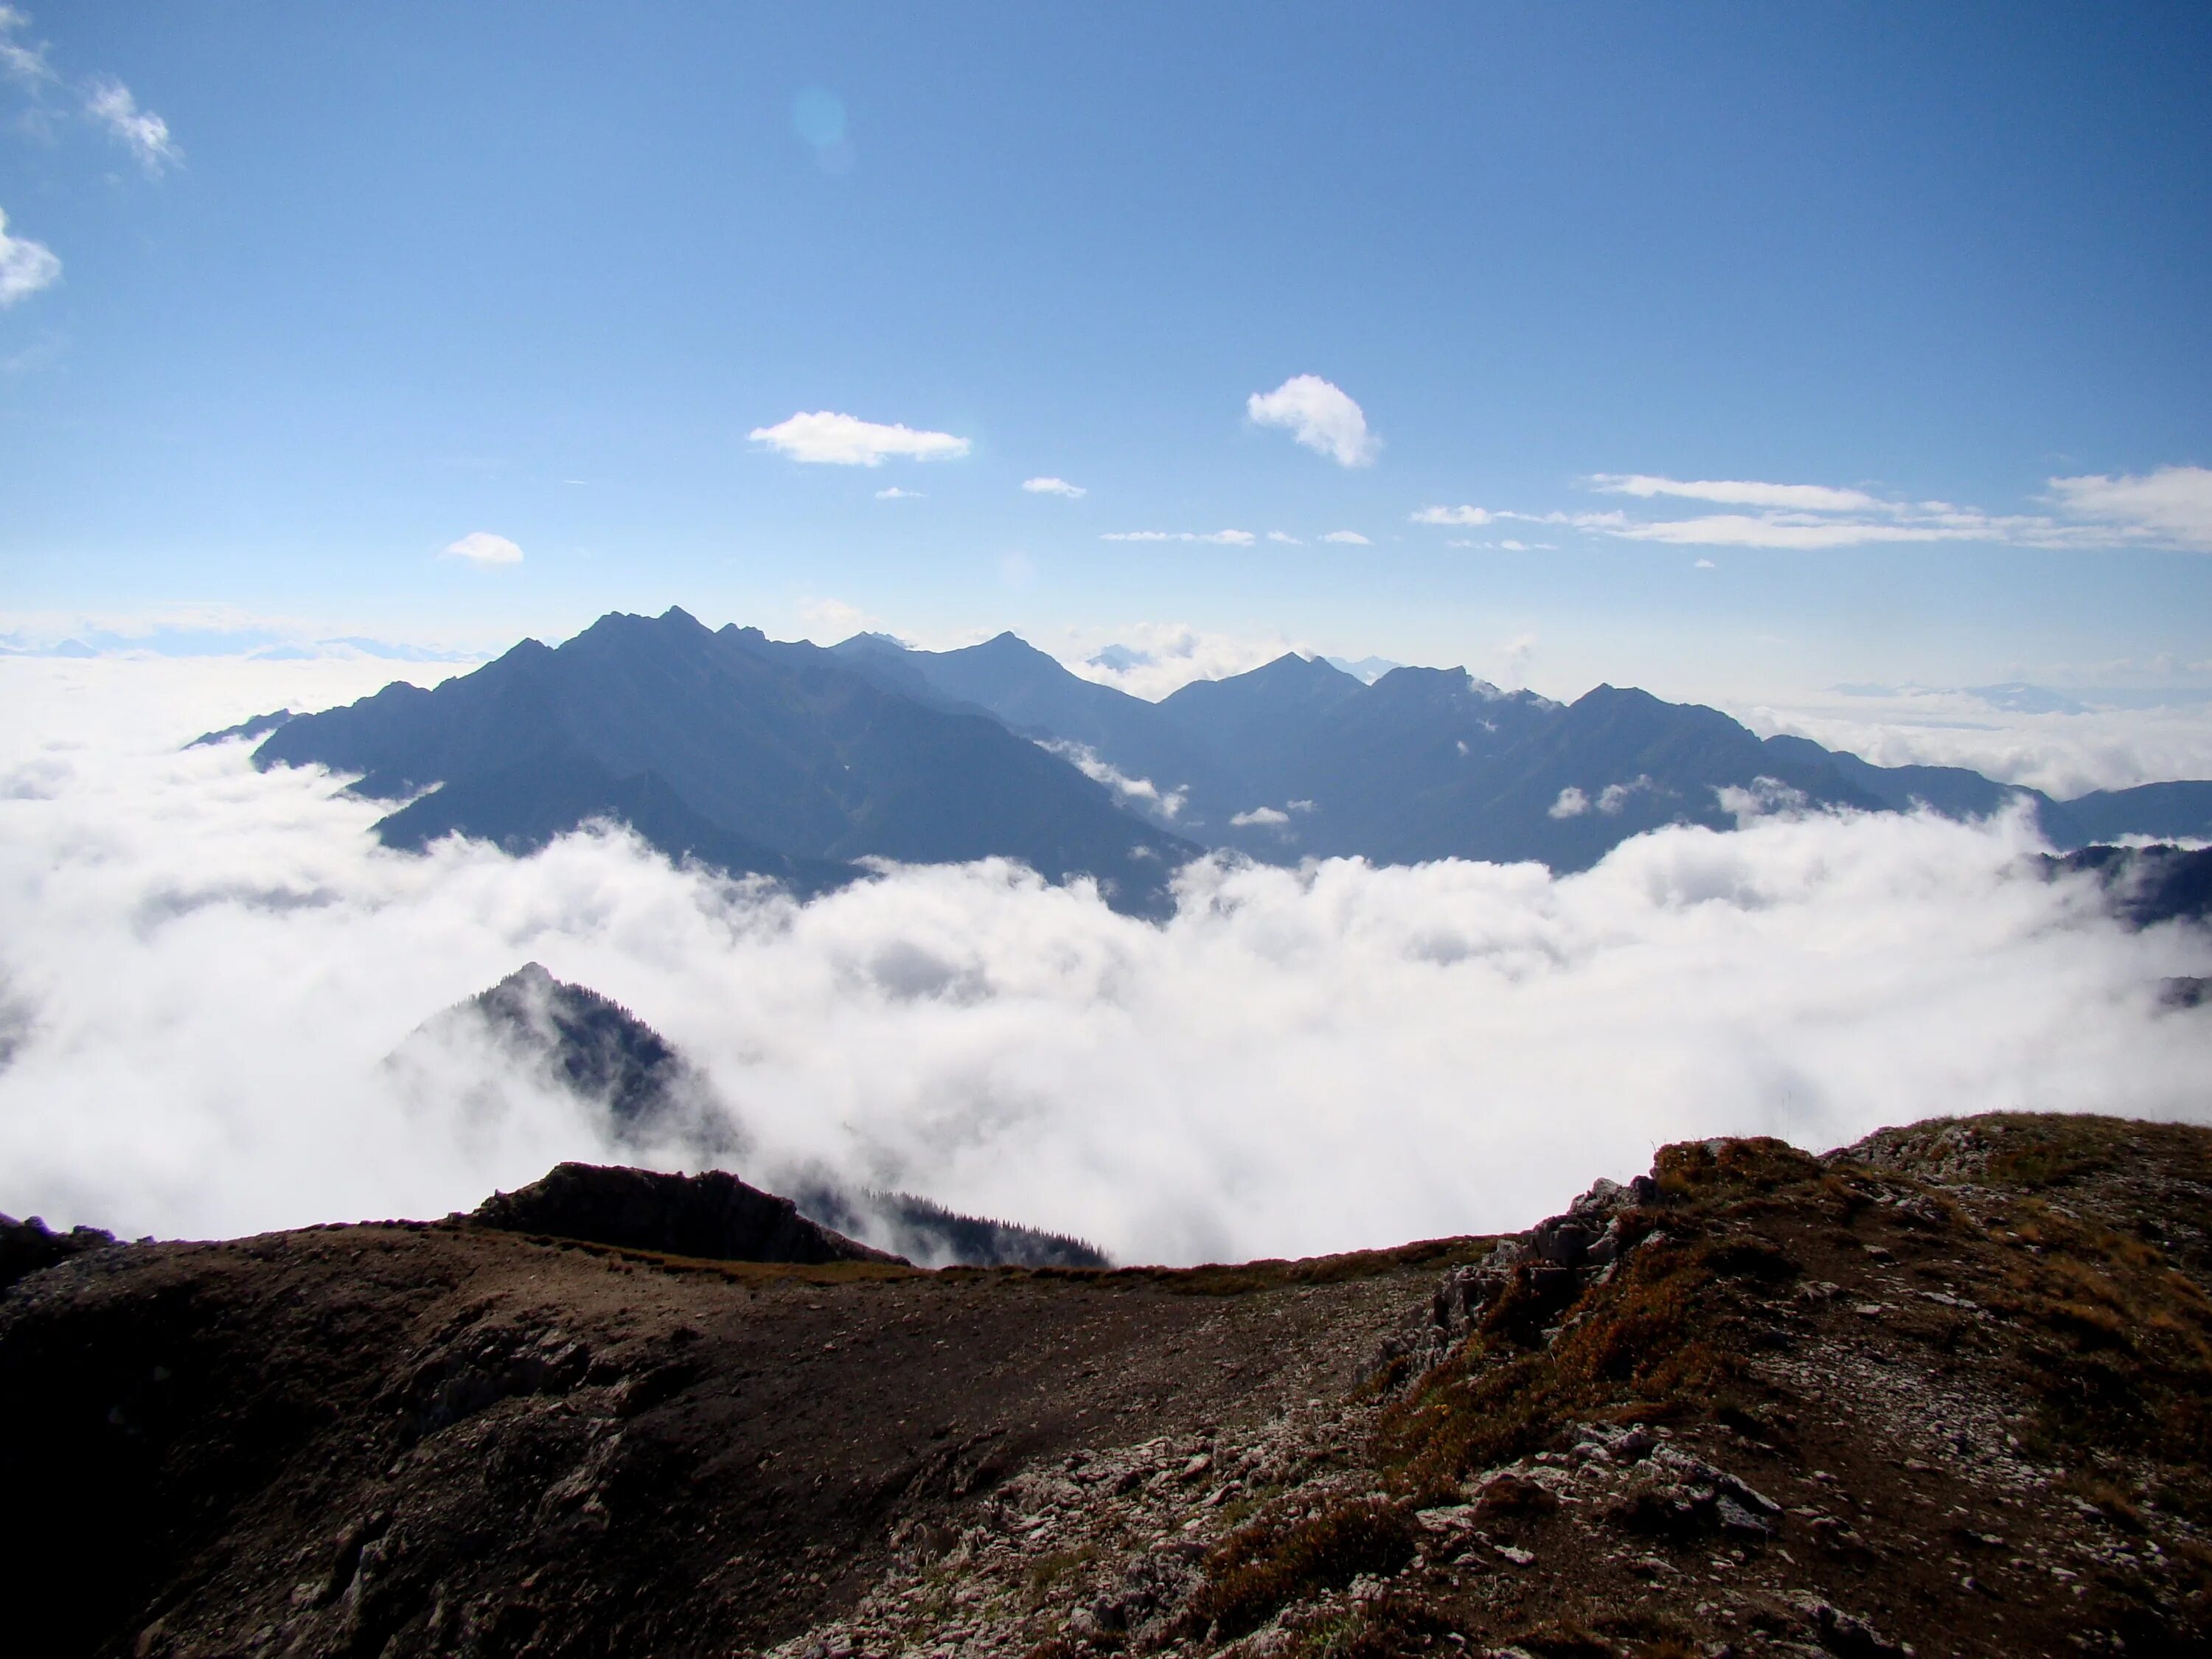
[1415,465,2212,553]
[1322,530,1370,545]
[2047,466,2212,552]
[0,206,60,305]
[1247,375,1380,468]
[1037,739,1186,821]
[1022,476,1085,498]
[1267,531,1303,545]
[1588,474,1884,513]
[84,77,181,173]
[442,532,523,566]
[749,411,970,467]
[0,6,54,84]
[1100,529,1256,546]
[874,486,924,500]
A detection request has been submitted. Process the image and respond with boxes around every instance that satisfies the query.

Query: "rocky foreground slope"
[4,1112,2209,1659]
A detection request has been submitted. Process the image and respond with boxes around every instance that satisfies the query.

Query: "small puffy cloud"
[1322,530,1370,545]
[1023,476,1085,498]
[1412,505,1494,526]
[1548,787,1589,819]
[2048,466,2212,552]
[1694,558,1717,570]
[1246,375,1380,468]
[749,411,970,467]
[874,486,924,500]
[85,77,181,173]
[0,6,55,83]
[442,532,523,566]
[1597,776,1656,816]
[1716,777,1812,824]
[0,206,60,305]
[1230,806,1291,827]
[1267,531,1303,545]
[1101,529,1256,546]
[1588,474,1882,513]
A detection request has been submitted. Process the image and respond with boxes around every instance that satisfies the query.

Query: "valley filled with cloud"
[4,657,2205,1265]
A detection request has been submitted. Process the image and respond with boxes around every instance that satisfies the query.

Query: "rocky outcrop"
[470,1163,908,1266]
[0,1213,119,1295]
[1371,1172,1662,1378]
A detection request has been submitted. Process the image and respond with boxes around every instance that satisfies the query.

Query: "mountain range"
[240,608,2212,904]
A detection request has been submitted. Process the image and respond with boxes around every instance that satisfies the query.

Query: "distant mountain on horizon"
[829,628,2212,866]
[253,608,1196,914]
[245,608,2212,898]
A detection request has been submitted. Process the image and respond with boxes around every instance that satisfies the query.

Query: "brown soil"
[2,1111,2207,1659]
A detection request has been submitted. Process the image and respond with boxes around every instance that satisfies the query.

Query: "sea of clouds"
[2,658,2208,1265]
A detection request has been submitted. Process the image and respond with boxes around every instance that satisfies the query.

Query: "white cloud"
[17,662,2203,1261]
[1229,806,1291,827]
[1267,531,1303,545]
[748,411,970,467]
[1500,633,1537,684]
[1548,786,1588,819]
[1037,740,1186,821]
[1739,686,2212,799]
[1246,375,1380,467]
[1588,474,1885,513]
[1100,529,1256,546]
[1322,530,1370,545]
[1597,775,1656,815]
[442,532,523,566]
[1694,557,1717,569]
[1022,476,1086,498]
[1474,467,2212,552]
[1059,622,1301,700]
[874,486,924,499]
[2048,466,2212,552]
[797,597,880,639]
[84,77,181,173]
[0,6,54,84]
[0,206,59,306]
[1598,512,1983,550]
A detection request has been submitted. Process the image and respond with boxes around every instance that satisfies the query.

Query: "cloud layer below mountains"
[2,660,2207,1265]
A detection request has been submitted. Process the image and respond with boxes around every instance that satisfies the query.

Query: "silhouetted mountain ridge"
[247,608,2212,888]
[254,608,1196,914]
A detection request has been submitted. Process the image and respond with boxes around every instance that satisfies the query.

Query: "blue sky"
[3,2,2210,699]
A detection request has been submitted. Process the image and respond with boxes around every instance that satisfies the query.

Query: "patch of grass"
[1023,1543,1098,1603]
[1379,1140,1828,1497]
[1183,1495,1417,1639]
[1114,1238,1498,1298]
